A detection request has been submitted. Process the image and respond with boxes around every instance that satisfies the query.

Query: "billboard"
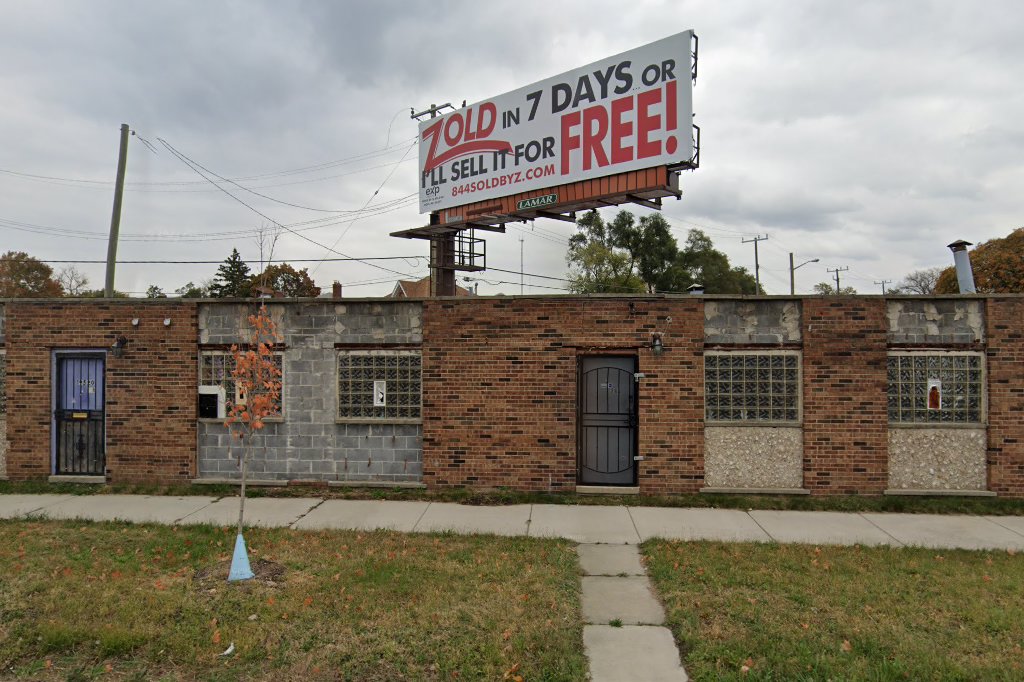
[418,30,694,214]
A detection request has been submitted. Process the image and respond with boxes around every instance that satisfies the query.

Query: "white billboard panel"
[418,31,694,213]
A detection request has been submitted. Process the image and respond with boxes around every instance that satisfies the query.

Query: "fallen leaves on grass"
[841,639,852,653]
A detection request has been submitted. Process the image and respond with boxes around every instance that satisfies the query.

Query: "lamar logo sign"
[516,194,558,211]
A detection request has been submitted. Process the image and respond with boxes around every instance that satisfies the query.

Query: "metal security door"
[578,356,637,485]
[55,355,106,475]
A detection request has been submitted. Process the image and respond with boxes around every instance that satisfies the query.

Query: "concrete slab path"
[33,495,216,525]
[177,497,322,528]
[2,494,1023,551]
[293,499,428,532]
[0,494,74,518]
[861,513,1024,551]
[530,504,639,543]
[578,543,686,680]
[749,510,899,546]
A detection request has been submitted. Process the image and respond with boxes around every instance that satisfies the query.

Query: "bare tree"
[891,267,944,295]
[57,266,89,296]
[254,222,281,288]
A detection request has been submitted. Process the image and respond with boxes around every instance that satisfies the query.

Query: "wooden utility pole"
[742,234,768,292]
[104,123,130,297]
[827,266,849,294]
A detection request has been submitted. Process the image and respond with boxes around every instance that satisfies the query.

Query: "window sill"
[888,422,985,429]
[884,488,995,497]
[705,421,802,428]
[335,418,422,425]
[198,417,284,424]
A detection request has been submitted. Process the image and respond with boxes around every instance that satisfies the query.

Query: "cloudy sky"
[2,1,1022,297]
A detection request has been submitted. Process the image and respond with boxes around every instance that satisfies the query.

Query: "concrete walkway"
[2,494,1024,550]
[580,544,687,681]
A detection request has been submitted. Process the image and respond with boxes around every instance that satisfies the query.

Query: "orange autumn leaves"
[225,304,282,436]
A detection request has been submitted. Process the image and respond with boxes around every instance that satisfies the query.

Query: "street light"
[789,253,820,295]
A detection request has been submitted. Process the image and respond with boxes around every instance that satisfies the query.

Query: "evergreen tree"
[210,249,252,298]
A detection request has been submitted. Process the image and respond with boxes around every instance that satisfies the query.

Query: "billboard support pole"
[412,103,459,297]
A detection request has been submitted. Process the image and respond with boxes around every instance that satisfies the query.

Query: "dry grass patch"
[643,540,1024,681]
[0,520,586,681]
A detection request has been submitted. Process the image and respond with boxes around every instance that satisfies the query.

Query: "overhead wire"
[155,137,420,281]
[310,137,419,276]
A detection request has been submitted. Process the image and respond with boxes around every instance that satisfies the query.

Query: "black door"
[578,356,637,485]
[54,355,106,475]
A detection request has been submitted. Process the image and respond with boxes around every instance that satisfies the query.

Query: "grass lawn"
[643,540,1024,681]
[0,520,586,681]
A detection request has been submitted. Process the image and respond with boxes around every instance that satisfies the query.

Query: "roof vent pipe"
[947,240,976,294]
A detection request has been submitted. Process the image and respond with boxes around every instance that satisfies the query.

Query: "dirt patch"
[194,558,286,589]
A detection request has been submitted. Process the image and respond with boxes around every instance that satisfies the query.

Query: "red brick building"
[0,295,1021,497]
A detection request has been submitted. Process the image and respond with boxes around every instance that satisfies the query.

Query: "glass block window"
[705,352,801,422]
[887,353,983,424]
[0,350,6,415]
[338,351,421,421]
[199,349,283,415]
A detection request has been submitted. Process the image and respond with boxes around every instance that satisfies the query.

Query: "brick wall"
[4,301,197,483]
[802,298,889,494]
[986,298,1024,496]
[421,297,704,494]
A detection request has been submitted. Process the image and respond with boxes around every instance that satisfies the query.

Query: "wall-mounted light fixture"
[130,318,140,327]
[650,331,665,355]
[163,318,172,327]
[110,335,129,358]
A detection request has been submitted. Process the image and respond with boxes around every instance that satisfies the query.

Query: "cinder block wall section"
[196,301,423,483]
[3,300,197,483]
[802,298,889,494]
[986,297,1024,496]
[421,297,704,494]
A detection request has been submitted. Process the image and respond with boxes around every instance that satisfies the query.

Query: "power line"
[0,136,419,190]
[0,196,418,243]
[155,138,420,281]
[311,138,419,276]
[8,256,426,265]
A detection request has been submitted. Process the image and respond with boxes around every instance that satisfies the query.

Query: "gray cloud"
[1,0,1022,296]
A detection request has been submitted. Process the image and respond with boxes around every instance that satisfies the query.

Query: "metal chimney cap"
[947,239,973,251]
[687,283,705,294]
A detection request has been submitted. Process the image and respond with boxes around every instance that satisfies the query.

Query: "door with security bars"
[54,355,106,476]
[578,356,637,485]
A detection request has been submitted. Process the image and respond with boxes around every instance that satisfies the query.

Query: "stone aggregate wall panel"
[887,428,986,491]
[4,301,197,483]
[422,297,704,494]
[704,426,803,489]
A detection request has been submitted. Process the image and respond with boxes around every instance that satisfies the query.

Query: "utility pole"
[827,266,849,294]
[742,234,768,292]
[104,123,130,298]
[874,279,892,294]
[789,253,819,295]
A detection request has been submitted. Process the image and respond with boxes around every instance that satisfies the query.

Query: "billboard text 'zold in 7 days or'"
[418,30,695,214]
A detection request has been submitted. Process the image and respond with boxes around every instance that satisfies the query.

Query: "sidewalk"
[2,493,1024,550]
